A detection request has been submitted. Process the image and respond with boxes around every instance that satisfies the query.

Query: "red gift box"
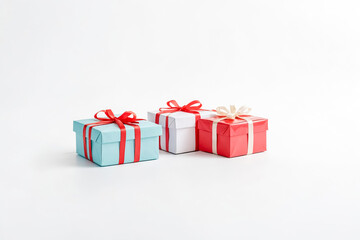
[198,116,268,158]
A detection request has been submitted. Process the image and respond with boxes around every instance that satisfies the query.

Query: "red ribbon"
[83,109,143,164]
[155,100,206,152]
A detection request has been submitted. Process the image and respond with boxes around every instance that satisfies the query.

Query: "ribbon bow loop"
[94,109,115,121]
[166,100,181,109]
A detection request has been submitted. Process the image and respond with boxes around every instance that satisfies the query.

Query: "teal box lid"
[73,119,162,144]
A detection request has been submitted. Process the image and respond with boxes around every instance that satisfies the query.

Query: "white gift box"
[147,110,216,154]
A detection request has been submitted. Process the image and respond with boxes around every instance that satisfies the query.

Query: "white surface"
[148,110,216,153]
[1,0,360,239]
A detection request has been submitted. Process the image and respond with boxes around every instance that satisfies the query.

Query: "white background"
[1,0,360,239]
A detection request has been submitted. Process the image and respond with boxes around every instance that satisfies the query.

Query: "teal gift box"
[73,110,162,167]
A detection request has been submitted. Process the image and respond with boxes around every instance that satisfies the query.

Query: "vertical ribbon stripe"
[212,121,217,154]
[131,124,141,162]
[211,118,225,154]
[155,113,170,152]
[118,125,127,164]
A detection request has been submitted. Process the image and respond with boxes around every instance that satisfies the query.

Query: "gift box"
[198,106,268,158]
[73,109,162,166]
[147,100,216,154]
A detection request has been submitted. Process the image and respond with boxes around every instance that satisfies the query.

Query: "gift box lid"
[147,110,217,129]
[198,116,268,136]
[73,119,162,144]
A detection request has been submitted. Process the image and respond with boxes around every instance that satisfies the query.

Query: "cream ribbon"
[212,105,254,155]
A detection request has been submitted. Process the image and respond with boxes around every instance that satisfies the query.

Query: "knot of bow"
[216,105,251,119]
[94,109,142,126]
[159,100,203,113]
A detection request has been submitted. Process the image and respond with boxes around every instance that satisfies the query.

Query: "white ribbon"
[212,105,254,155]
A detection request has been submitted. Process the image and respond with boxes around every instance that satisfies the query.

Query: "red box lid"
[198,116,268,136]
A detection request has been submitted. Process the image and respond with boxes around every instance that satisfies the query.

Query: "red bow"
[155,100,208,152]
[94,109,142,127]
[83,109,143,165]
[158,100,203,114]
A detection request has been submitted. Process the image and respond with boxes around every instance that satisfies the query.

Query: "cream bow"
[216,105,251,119]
